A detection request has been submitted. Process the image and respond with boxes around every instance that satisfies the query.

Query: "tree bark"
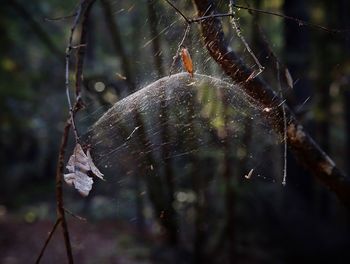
[192,0,350,208]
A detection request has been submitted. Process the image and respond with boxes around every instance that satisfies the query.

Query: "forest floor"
[0,215,153,264]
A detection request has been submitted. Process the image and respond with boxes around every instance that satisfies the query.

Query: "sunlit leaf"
[180,47,194,77]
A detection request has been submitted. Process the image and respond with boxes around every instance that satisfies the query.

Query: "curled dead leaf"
[64,144,104,196]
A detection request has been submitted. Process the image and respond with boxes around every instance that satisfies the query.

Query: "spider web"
[82,72,283,196]
[58,1,350,262]
[67,1,288,259]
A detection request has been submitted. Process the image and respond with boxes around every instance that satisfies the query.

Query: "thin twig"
[35,218,62,264]
[191,13,232,23]
[190,4,349,34]
[66,4,82,109]
[64,208,87,222]
[247,5,289,184]
[65,0,89,143]
[228,1,264,81]
[248,9,295,90]
[44,13,77,21]
[45,0,81,22]
[75,4,91,99]
[36,1,96,263]
[56,119,75,264]
[165,0,348,34]
[72,43,87,49]
[169,24,191,76]
[243,1,288,185]
[164,0,346,83]
[59,1,95,261]
[276,62,288,186]
[232,4,348,33]
[164,0,191,24]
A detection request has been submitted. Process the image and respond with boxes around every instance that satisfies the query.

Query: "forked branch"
[36,1,96,263]
[191,0,350,207]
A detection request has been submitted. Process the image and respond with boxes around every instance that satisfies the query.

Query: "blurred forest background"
[1,0,350,263]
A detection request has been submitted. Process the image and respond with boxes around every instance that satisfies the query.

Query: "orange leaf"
[180,47,194,77]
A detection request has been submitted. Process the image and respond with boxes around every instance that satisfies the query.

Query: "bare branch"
[45,13,77,22]
[192,0,350,207]
[276,62,288,186]
[164,0,348,35]
[228,1,264,80]
[164,0,191,24]
[35,218,61,264]
[190,3,349,34]
[64,208,87,222]
[231,3,349,34]
[36,1,97,263]
[60,1,96,261]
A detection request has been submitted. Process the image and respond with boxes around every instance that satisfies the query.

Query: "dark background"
[1,0,350,263]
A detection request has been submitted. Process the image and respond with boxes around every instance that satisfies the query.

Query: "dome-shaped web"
[77,72,285,257]
[85,72,281,181]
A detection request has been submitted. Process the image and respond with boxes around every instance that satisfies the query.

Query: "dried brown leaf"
[64,172,93,197]
[64,144,104,196]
